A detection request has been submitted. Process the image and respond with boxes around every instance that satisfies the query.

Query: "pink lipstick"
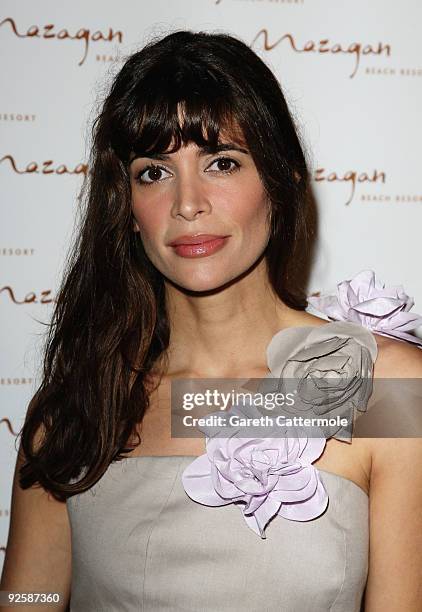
[168,234,230,258]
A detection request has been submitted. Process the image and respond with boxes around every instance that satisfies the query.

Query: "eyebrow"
[129,143,250,165]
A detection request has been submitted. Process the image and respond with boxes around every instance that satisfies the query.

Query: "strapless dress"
[66,455,368,612]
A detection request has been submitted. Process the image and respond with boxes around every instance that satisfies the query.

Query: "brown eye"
[216,158,232,171]
[206,156,240,174]
[135,164,172,185]
[146,167,163,181]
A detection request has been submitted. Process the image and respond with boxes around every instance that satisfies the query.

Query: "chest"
[126,377,372,495]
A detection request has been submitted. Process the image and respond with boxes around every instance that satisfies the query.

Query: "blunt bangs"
[109,57,248,165]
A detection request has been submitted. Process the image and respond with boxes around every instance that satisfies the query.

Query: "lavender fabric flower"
[308,270,422,347]
[258,320,378,441]
[182,402,328,539]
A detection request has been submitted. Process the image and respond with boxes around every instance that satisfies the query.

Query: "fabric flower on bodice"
[257,320,378,441]
[181,319,377,538]
[308,269,422,347]
[182,401,328,539]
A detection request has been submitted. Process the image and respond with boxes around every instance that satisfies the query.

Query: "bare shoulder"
[372,333,422,378]
[285,310,330,328]
[365,333,422,479]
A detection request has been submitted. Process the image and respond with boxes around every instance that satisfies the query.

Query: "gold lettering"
[0,155,21,172]
[347,43,362,78]
[314,168,325,182]
[326,172,338,183]
[313,168,386,205]
[0,285,28,303]
[44,24,55,38]
[319,39,330,53]
[343,171,357,205]
[26,25,39,38]
[371,169,386,183]
[0,418,18,436]
[251,30,300,52]
[56,28,70,40]
[250,29,390,78]
[0,286,55,304]
[109,29,123,43]
[91,30,104,42]
[40,290,53,304]
[74,163,89,175]
[0,18,123,66]
[24,292,36,303]
[0,17,23,37]
[1,154,89,175]
[26,162,38,173]
[42,160,54,174]
[75,28,90,66]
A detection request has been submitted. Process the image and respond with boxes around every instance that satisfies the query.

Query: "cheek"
[132,195,164,243]
[227,185,270,240]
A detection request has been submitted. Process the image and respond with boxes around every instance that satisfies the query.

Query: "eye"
[134,156,240,186]
[135,164,172,186]
[205,156,240,175]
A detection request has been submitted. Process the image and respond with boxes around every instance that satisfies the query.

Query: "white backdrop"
[1,0,421,568]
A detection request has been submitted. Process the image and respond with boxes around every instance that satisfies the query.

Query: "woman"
[1,30,421,612]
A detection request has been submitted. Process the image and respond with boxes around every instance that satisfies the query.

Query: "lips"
[168,234,230,259]
[169,234,228,246]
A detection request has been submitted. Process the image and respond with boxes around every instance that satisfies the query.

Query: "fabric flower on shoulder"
[182,401,328,539]
[308,269,422,347]
[257,320,378,441]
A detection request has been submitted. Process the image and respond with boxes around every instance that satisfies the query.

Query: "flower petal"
[182,455,233,506]
[277,475,328,521]
[242,496,282,539]
[308,270,422,348]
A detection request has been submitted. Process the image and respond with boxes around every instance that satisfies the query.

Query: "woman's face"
[129,130,271,292]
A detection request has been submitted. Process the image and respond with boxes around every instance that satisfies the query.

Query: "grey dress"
[66,455,368,612]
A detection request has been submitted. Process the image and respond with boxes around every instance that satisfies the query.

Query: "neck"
[161,257,305,378]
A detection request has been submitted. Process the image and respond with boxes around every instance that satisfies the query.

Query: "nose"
[170,171,212,221]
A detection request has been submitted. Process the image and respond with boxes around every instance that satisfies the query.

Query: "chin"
[165,269,242,294]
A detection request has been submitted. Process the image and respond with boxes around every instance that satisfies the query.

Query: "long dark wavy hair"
[18,30,314,501]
